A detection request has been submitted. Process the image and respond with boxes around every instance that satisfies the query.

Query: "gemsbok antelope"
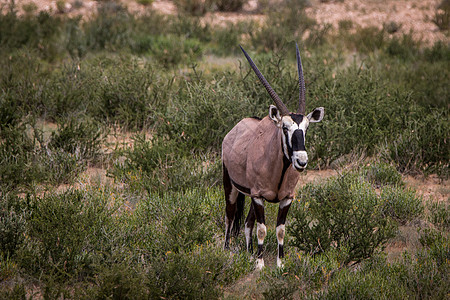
[222,44,324,269]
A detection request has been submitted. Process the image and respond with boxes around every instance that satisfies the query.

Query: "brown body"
[222,116,299,202]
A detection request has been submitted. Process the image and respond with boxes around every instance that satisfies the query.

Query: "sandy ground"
[2,0,448,45]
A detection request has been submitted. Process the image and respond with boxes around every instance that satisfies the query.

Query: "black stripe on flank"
[230,178,251,195]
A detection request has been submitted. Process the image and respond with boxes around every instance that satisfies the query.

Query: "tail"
[232,192,245,237]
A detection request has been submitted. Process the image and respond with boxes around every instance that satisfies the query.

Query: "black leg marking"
[252,197,266,269]
[245,201,255,253]
[232,192,245,237]
[223,164,237,249]
[276,198,292,267]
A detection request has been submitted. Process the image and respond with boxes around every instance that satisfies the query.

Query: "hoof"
[277,257,284,268]
[256,258,265,270]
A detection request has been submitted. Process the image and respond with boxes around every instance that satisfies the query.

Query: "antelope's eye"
[282,126,288,133]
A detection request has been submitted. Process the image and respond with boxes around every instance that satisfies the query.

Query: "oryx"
[222,44,324,269]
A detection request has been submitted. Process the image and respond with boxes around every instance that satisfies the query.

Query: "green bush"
[78,259,149,300]
[433,0,450,31]
[381,186,424,224]
[386,34,418,60]
[321,262,408,299]
[0,10,64,59]
[147,246,252,299]
[0,192,27,258]
[49,119,104,161]
[213,0,247,11]
[261,249,343,298]
[111,135,221,193]
[83,1,133,51]
[173,0,212,16]
[382,109,449,177]
[134,34,203,67]
[360,162,403,187]
[0,125,43,191]
[419,228,449,266]
[250,0,319,51]
[381,41,449,109]
[289,173,397,264]
[427,201,449,230]
[347,26,385,53]
[18,189,121,278]
[0,283,27,300]
[134,188,221,253]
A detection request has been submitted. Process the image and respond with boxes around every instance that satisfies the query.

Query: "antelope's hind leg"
[223,165,239,249]
[276,198,293,268]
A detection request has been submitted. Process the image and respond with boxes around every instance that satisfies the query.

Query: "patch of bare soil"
[306,0,447,45]
[5,0,447,44]
[405,174,449,203]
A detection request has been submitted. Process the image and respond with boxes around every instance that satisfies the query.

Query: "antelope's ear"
[307,107,324,123]
[269,105,282,123]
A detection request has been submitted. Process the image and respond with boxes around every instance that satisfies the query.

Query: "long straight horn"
[296,43,306,115]
[240,45,289,116]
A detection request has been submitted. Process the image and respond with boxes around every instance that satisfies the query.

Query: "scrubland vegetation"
[0,0,449,298]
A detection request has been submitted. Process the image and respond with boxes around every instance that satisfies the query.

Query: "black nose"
[297,160,307,167]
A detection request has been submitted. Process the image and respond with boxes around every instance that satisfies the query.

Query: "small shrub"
[320,259,408,299]
[423,40,450,62]
[427,201,449,230]
[136,0,154,6]
[386,34,418,60]
[338,19,353,31]
[289,173,397,264]
[0,192,27,258]
[134,34,203,67]
[0,125,40,190]
[49,119,104,162]
[384,21,402,34]
[18,189,119,278]
[261,249,343,298]
[399,248,449,298]
[173,0,212,16]
[433,0,450,31]
[213,0,247,12]
[348,26,385,53]
[71,0,83,9]
[84,2,133,51]
[381,186,424,224]
[147,246,252,299]
[22,2,38,16]
[80,259,149,300]
[419,228,449,266]
[0,283,27,299]
[134,188,219,253]
[0,10,63,59]
[250,0,318,51]
[360,161,403,187]
[382,109,449,178]
[56,0,67,14]
[111,135,221,193]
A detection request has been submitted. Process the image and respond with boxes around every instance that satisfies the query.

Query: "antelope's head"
[240,44,324,171]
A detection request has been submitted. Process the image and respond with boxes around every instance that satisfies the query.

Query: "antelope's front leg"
[252,197,266,270]
[276,198,292,268]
